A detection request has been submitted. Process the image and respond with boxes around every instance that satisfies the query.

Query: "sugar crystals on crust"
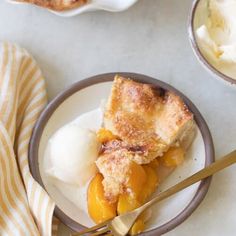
[103,76,195,164]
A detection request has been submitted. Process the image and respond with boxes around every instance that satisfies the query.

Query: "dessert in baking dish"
[15,0,87,11]
[87,76,196,234]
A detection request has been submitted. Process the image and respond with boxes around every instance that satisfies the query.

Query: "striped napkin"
[0,42,57,236]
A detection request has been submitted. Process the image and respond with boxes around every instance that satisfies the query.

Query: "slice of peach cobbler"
[87,76,196,235]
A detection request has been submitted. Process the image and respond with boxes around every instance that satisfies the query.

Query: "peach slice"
[161,146,185,167]
[118,161,146,214]
[117,193,141,215]
[97,128,118,143]
[126,161,147,198]
[117,193,145,235]
[146,158,159,170]
[139,165,159,203]
[118,163,157,235]
[129,218,145,235]
[88,173,117,224]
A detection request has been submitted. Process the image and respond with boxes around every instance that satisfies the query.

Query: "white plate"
[29,73,214,235]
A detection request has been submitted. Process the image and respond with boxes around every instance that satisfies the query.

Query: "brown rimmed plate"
[29,72,214,235]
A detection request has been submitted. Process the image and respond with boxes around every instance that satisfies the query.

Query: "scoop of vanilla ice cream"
[196,25,221,63]
[46,124,100,187]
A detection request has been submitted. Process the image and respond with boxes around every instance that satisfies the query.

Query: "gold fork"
[71,150,236,236]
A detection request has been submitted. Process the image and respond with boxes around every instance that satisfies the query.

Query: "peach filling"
[88,160,159,234]
[161,146,185,167]
[97,128,118,143]
[87,173,117,224]
[88,129,185,235]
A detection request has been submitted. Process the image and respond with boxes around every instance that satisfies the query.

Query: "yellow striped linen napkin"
[0,42,57,236]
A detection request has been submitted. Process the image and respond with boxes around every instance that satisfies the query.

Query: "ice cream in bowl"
[189,0,236,85]
[29,73,214,235]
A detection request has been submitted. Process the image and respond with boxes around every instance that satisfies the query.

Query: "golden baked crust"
[104,75,194,164]
[96,149,132,202]
[96,75,196,200]
[15,0,87,11]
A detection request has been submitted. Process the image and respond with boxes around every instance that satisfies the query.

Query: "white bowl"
[7,0,139,17]
[188,0,236,86]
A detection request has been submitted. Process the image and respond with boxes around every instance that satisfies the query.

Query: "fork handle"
[139,150,236,213]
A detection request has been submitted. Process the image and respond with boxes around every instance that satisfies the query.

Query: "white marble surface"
[1,0,236,235]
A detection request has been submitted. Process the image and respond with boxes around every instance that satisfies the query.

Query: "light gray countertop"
[1,0,235,235]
